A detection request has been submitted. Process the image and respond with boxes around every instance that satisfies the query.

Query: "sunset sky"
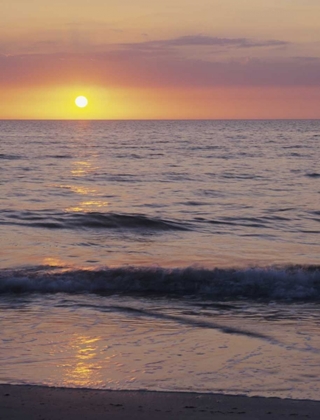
[1,0,320,119]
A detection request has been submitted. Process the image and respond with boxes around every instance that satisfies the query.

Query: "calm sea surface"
[1,120,320,399]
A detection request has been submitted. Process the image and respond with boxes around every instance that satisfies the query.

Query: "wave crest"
[1,265,320,301]
[0,210,189,231]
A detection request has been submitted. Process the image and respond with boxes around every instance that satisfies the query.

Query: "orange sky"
[1,0,320,119]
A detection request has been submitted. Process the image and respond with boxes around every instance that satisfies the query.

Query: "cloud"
[0,33,319,91]
[0,32,288,57]
[292,56,320,62]
[1,51,320,90]
[119,35,289,52]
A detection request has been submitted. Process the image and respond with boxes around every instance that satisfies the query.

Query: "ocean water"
[0,120,320,399]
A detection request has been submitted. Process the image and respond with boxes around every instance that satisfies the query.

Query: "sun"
[75,96,88,108]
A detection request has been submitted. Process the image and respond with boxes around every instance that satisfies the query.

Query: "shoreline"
[1,384,320,420]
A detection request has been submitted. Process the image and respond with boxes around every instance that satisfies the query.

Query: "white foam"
[1,265,319,300]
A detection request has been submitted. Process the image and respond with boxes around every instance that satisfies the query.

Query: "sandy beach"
[1,384,319,420]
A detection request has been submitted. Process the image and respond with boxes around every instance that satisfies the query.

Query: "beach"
[1,384,320,420]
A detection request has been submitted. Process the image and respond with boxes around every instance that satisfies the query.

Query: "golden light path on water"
[67,159,109,212]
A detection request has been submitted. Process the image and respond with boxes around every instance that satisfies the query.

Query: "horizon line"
[1,118,320,122]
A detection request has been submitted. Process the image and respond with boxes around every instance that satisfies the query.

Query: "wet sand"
[1,384,319,420]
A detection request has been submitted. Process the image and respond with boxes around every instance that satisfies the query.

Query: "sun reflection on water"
[53,184,99,195]
[43,257,67,267]
[69,185,98,195]
[66,200,109,212]
[71,160,98,177]
[63,335,104,388]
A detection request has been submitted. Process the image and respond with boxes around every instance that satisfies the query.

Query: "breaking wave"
[1,265,320,301]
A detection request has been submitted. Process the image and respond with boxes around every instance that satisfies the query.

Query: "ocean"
[0,120,319,400]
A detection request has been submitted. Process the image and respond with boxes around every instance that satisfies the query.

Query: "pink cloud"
[0,34,319,89]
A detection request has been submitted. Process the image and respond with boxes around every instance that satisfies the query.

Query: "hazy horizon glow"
[1,0,320,119]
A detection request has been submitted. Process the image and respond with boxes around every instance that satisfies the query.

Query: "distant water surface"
[1,120,319,269]
[0,120,320,399]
